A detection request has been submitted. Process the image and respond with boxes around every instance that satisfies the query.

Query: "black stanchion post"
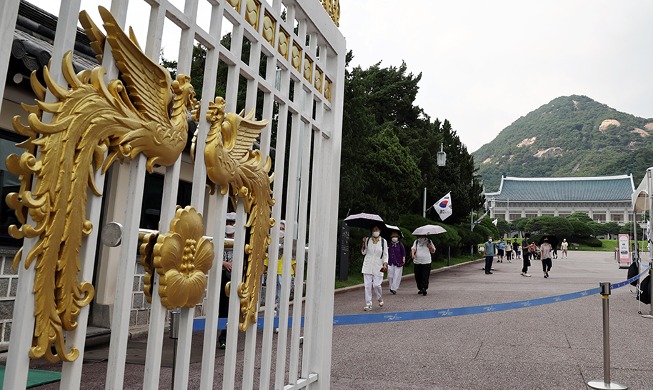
[169,309,180,388]
[587,282,627,390]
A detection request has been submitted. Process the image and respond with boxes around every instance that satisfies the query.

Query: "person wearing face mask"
[411,235,436,295]
[361,225,389,311]
[387,231,406,295]
[483,236,496,275]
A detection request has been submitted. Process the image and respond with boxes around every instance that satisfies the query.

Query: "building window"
[509,214,522,221]
[611,214,624,223]
[140,173,192,230]
[593,213,606,223]
[525,213,538,219]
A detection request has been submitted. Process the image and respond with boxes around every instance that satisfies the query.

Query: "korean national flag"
[434,192,452,221]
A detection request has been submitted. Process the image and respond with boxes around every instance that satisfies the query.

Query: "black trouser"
[414,263,431,291]
[522,252,530,273]
[542,258,552,272]
[484,255,494,273]
[218,268,230,343]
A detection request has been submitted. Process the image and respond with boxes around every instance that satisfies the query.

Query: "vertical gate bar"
[4,0,83,388]
[199,194,228,390]
[241,30,263,390]
[308,44,345,388]
[258,57,276,158]
[221,14,244,388]
[3,237,37,390]
[288,122,314,384]
[223,201,248,389]
[60,157,108,389]
[105,155,148,390]
[259,70,291,389]
[241,324,258,390]
[301,130,324,380]
[197,3,226,388]
[275,103,304,390]
[0,0,19,110]
[139,3,173,389]
[168,1,201,387]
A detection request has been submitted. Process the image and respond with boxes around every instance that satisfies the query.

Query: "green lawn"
[563,238,650,255]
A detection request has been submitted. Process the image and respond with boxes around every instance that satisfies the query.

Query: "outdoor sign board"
[618,233,631,268]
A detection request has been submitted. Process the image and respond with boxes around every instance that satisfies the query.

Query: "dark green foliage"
[579,237,603,247]
[340,53,484,228]
[474,95,653,191]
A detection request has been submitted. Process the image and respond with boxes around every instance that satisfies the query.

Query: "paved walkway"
[330,251,653,389]
[12,251,653,389]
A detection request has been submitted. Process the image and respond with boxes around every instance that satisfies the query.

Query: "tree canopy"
[339,53,484,224]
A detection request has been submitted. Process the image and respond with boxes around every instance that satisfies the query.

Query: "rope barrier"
[192,265,651,331]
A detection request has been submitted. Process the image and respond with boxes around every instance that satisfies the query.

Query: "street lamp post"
[422,145,447,218]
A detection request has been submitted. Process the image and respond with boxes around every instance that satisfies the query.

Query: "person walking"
[483,236,496,274]
[505,240,513,263]
[387,231,406,295]
[561,239,569,258]
[497,239,505,262]
[540,238,553,278]
[513,240,521,260]
[411,235,435,295]
[361,225,388,310]
[521,241,531,277]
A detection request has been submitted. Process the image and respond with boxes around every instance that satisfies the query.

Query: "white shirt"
[361,237,388,276]
[412,238,434,264]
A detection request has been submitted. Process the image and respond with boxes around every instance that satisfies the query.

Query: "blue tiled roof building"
[484,175,634,223]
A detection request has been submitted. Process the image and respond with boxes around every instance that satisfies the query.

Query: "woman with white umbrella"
[361,225,389,310]
[411,225,442,295]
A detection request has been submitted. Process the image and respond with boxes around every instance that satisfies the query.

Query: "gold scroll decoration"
[314,66,323,93]
[277,27,290,60]
[262,11,276,46]
[202,97,274,332]
[245,0,261,30]
[140,206,214,309]
[227,0,241,13]
[321,0,341,26]
[324,76,332,102]
[291,42,302,73]
[6,6,196,362]
[303,54,313,83]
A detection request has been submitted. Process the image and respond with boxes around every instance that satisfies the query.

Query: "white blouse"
[361,237,388,276]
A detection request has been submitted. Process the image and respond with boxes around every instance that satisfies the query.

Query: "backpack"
[367,237,385,259]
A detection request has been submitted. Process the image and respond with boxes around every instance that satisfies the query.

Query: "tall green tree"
[339,52,484,224]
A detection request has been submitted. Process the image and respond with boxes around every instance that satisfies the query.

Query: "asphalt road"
[330,251,653,390]
[13,251,653,389]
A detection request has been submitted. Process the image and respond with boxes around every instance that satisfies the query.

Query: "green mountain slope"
[473,95,653,191]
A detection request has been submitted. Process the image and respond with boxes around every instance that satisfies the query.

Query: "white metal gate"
[0,0,344,388]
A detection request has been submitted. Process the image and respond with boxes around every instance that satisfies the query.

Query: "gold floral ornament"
[202,97,274,332]
[142,206,214,309]
[6,7,196,362]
